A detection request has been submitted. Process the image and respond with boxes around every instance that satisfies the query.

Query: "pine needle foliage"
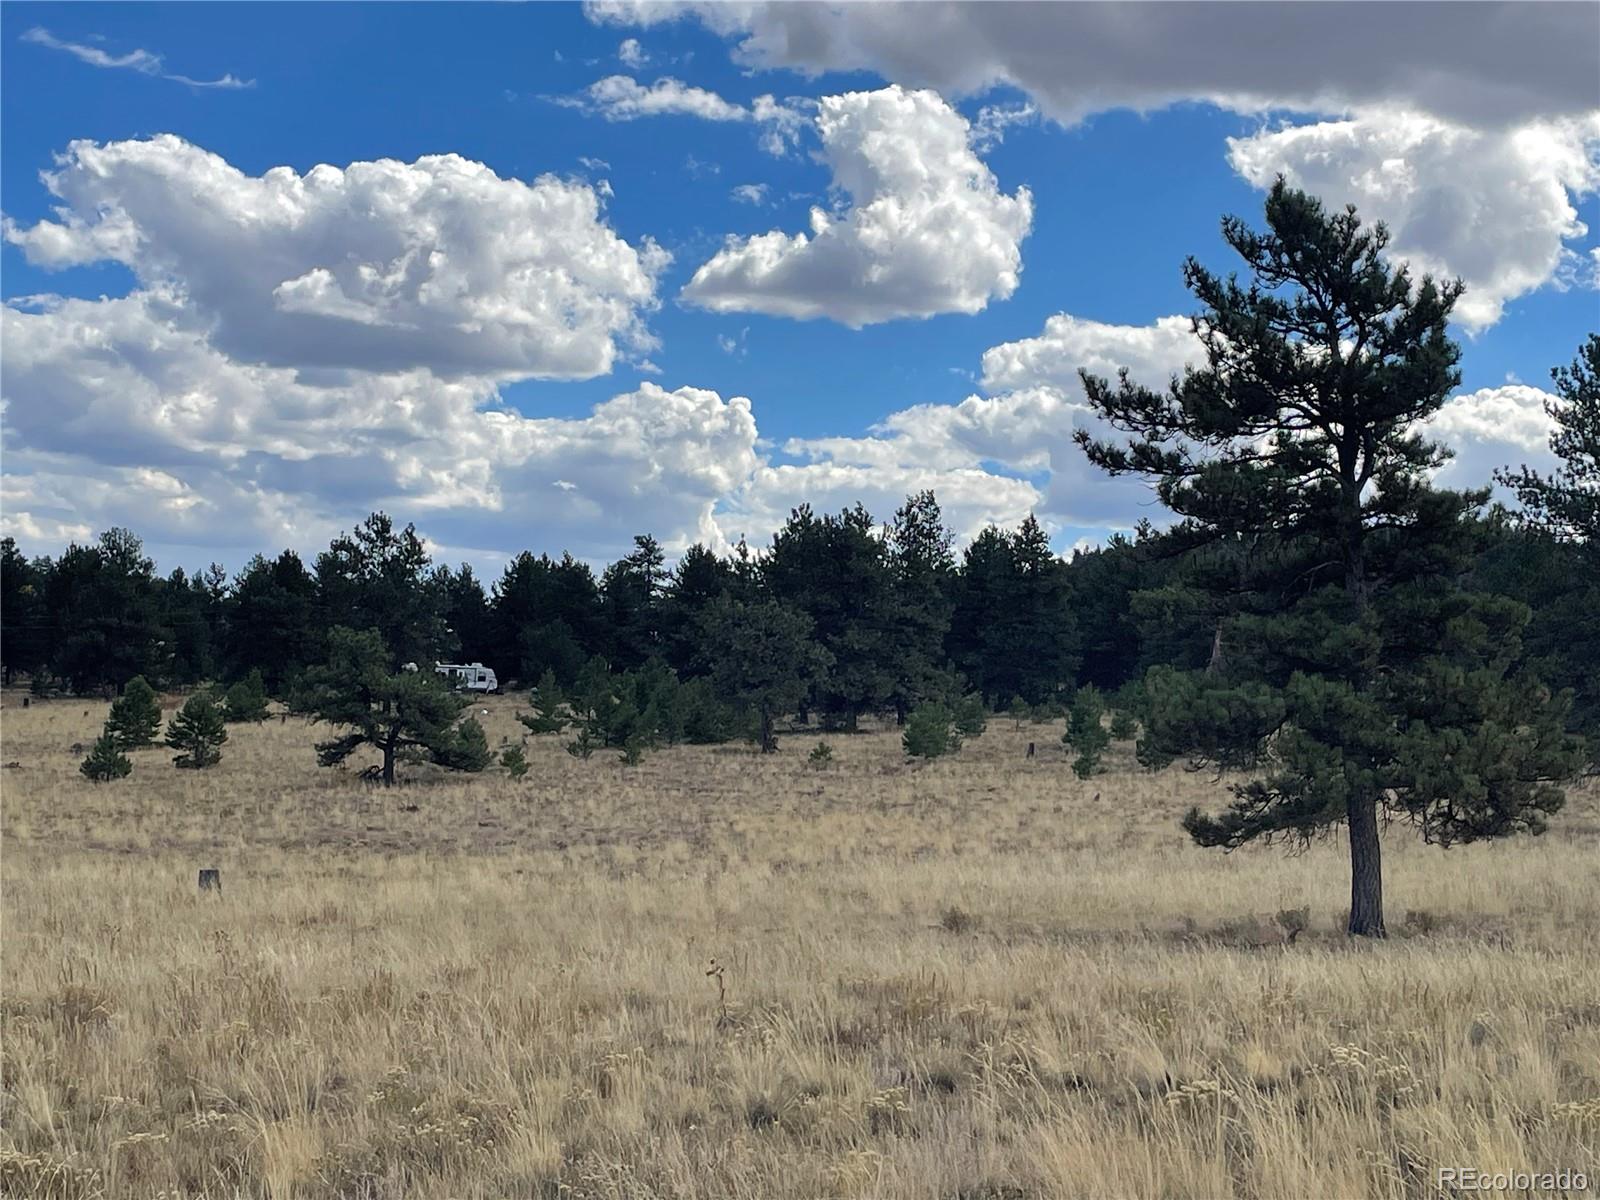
[166,692,228,769]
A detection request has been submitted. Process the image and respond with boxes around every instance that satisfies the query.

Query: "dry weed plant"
[2,692,1597,1198]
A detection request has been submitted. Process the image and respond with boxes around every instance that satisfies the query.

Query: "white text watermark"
[1439,1168,1588,1193]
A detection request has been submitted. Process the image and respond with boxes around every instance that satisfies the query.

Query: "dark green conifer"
[223,668,270,723]
[519,669,569,735]
[166,692,228,769]
[1079,182,1584,935]
[903,701,960,760]
[106,675,162,749]
[80,728,132,782]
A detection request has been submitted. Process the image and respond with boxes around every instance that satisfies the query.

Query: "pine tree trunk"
[382,736,397,786]
[1346,795,1386,937]
[759,710,776,754]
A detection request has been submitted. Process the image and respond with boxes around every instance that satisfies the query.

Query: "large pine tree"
[315,513,448,669]
[223,550,321,694]
[295,627,478,786]
[763,504,897,729]
[699,596,832,753]
[949,516,1077,706]
[1078,181,1584,937]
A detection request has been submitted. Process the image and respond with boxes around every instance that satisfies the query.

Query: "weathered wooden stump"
[198,868,222,894]
[1025,742,1036,759]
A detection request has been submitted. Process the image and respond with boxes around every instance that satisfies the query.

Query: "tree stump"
[1025,742,1036,759]
[198,868,222,894]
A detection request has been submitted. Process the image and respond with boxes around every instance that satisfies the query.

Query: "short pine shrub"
[904,702,961,760]
[566,725,599,760]
[223,669,270,723]
[679,678,737,744]
[106,676,162,749]
[500,745,530,780]
[1063,686,1109,779]
[954,693,988,739]
[808,741,833,768]
[435,717,491,773]
[520,669,569,735]
[166,693,228,769]
[80,729,132,782]
[619,735,647,767]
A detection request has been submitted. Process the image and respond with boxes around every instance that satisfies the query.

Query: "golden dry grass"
[2,691,1597,1199]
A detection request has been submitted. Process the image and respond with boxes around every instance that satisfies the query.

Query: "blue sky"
[3,3,1597,572]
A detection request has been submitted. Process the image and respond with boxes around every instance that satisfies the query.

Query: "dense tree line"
[3,480,1590,751]
[0,497,1086,715]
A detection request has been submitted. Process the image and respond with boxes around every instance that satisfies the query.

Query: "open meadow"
[3,691,1598,1199]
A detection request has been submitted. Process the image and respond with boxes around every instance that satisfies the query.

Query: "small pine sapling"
[1063,686,1109,778]
[80,729,132,782]
[435,717,491,772]
[954,693,988,738]
[1008,696,1029,730]
[223,669,270,723]
[166,692,228,769]
[520,669,569,735]
[566,724,599,760]
[619,734,647,767]
[106,675,162,749]
[500,744,530,780]
[904,701,961,760]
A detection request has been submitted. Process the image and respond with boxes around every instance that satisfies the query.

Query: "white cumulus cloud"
[751,314,1203,535]
[1228,110,1600,331]
[980,313,1200,394]
[1,284,765,562]
[592,2,1600,331]
[568,74,748,122]
[681,85,1033,326]
[2,136,670,381]
[617,37,648,68]
[561,75,811,157]
[1423,384,1561,492]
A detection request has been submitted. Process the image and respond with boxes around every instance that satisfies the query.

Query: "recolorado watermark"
[1438,1167,1589,1193]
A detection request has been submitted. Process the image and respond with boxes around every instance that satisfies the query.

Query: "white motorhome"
[434,662,499,693]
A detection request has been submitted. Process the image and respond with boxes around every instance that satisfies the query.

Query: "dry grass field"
[2,691,1597,1199]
